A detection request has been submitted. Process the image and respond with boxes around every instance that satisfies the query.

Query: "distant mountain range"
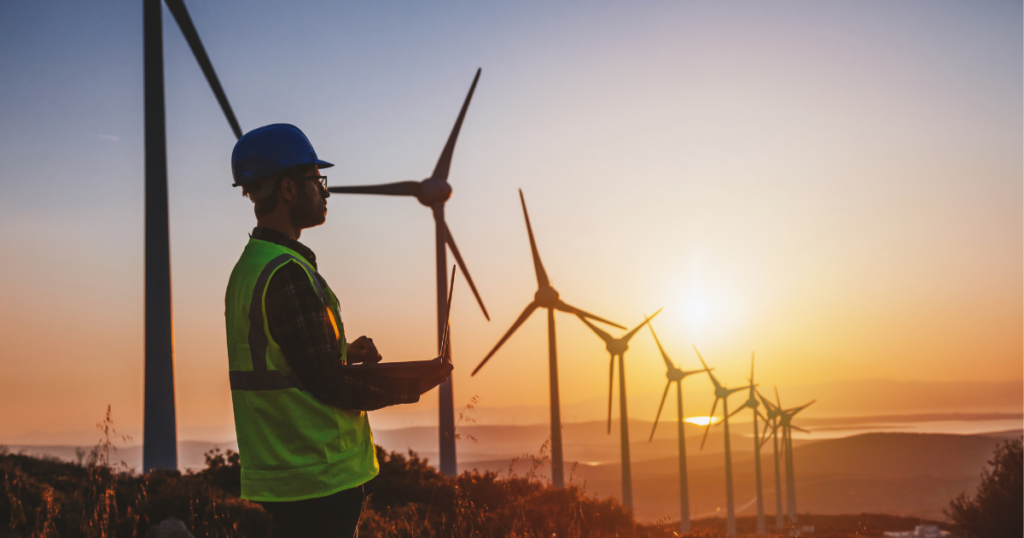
[366,378,1023,429]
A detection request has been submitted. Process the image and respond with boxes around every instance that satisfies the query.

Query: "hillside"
[571,432,1008,521]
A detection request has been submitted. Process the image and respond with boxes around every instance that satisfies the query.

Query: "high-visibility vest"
[224,237,378,502]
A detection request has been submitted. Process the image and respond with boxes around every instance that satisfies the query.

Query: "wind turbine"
[575,309,663,511]
[145,0,243,472]
[646,321,711,533]
[327,70,488,476]
[778,397,815,525]
[694,346,752,538]
[725,354,768,536]
[472,190,624,487]
[757,388,786,530]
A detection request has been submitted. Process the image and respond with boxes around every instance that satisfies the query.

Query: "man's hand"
[416,362,454,395]
[347,336,382,364]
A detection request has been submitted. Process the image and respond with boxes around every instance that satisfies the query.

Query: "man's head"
[231,124,335,238]
[242,166,330,234]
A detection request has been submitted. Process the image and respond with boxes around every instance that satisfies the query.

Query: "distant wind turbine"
[646,321,711,533]
[472,190,624,487]
[327,69,489,476]
[576,309,663,511]
[778,397,815,525]
[757,388,786,530]
[725,354,769,536]
[694,346,752,538]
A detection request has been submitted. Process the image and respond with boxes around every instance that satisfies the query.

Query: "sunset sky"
[0,1,1020,443]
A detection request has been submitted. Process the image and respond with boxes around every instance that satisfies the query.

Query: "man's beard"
[289,187,326,231]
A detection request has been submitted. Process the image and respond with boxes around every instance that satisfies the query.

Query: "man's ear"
[278,177,298,205]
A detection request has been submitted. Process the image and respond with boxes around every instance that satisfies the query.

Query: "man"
[224,124,452,537]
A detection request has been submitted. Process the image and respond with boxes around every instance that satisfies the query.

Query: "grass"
[0,409,952,537]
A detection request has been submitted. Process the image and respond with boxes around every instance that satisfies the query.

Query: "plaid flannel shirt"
[252,227,419,411]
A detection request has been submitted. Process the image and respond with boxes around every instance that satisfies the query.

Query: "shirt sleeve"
[264,261,419,411]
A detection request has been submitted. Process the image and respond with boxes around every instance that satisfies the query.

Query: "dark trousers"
[258,486,364,538]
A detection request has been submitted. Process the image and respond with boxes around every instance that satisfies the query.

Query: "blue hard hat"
[231,123,334,187]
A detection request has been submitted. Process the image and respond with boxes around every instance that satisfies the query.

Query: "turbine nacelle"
[417,176,453,207]
[715,385,746,399]
[606,339,630,356]
[534,286,561,307]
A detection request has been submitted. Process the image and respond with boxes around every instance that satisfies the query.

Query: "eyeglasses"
[298,175,328,191]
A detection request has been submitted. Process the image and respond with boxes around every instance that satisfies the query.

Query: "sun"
[683,296,711,326]
[684,416,721,426]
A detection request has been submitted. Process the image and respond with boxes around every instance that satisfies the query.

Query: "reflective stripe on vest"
[233,252,327,391]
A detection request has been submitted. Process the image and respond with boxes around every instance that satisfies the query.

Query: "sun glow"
[684,416,721,426]
[683,296,711,326]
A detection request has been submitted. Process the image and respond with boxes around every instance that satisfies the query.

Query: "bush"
[361,446,675,538]
[3,440,698,537]
[0,451,269,537]
[945,436,1023,538]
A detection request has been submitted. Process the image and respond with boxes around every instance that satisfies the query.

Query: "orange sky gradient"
[0,1,1020,443]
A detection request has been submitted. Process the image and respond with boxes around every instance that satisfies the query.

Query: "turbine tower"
[694,346,752,538]
[778,397,815,525]
[472,190,623,487]
[646,321,711,533]
[757,388,786,530]
[144,0,243,472]
[725,354,768,536]
[576,309,663,511]
[327,70,489,476]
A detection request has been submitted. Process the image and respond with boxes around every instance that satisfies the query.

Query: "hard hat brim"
[232,159,334,187]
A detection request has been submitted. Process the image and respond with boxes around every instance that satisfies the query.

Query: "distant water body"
[788,415,1022,440]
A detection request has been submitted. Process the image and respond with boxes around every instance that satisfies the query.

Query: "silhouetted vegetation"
[363,445,668,537]
[945,436,1023,538]
[0,407,269,537]
[0,409,968,537]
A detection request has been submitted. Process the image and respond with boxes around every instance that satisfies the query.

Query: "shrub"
[362,446,662,538]
[945,436,1023,538]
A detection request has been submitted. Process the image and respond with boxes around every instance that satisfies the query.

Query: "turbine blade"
[164,0,242,139]
[647,319,675,371]
[432,68,481,182]
[649,381,671,442]
[727,385,751,397]
[623,308,662,342]
[726,405,746,419]
[559,301,625,329]
[756,389,775,411]
[791,424,810,433]
[789,399,816,416]
[328,181,420,196]
[692,345,721,389]
[750,351,755,382]
[775,386,782,408]
[607,355,615,435]
[575,311,615,344]
[442,221,489,321]
[439,265,457,358]
[518,189,550,289]
[700,398,719,450]
[681,367,710,378]
[471,301,539,376]
[692,344,711,371]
